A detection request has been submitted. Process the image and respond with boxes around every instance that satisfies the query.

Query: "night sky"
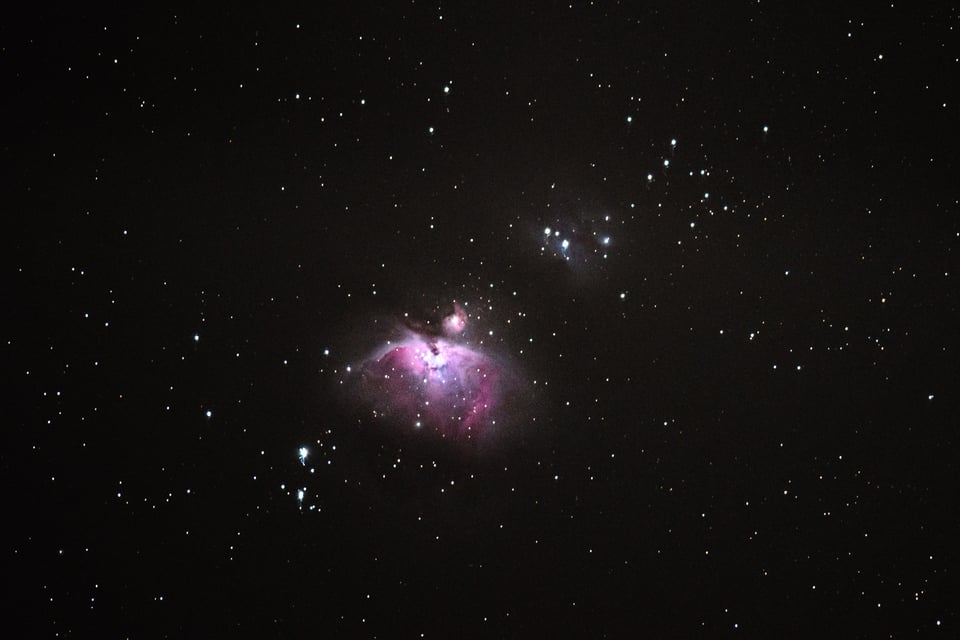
[8,3,959,637]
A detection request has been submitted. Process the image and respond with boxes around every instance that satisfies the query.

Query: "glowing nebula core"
[355,306,508,437]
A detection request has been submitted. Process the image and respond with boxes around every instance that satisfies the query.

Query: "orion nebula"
[352,304,516,438]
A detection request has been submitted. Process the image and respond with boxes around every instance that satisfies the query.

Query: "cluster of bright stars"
[541,222,612,262]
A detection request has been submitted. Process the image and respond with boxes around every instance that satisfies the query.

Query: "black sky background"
[6,3,959,637]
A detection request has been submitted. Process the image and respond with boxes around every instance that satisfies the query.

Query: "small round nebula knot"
[442,304,468,336]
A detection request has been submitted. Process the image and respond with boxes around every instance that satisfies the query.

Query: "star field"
[7,3,960,637]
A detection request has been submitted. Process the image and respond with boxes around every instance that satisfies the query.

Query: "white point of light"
[298,447,309,465]
[297,489,305,503]
[428,126,435,134]
[670,138,677,147]
[443,85,450,94]
[647,173,653,181]
[602,236,610,245]
[561,239,570,250]
[763,125,769,133]
[544,227,551,236]
[193,334,199,342]
[663,159,670,168]
[205,410,212,418]
[626,115,633,123]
